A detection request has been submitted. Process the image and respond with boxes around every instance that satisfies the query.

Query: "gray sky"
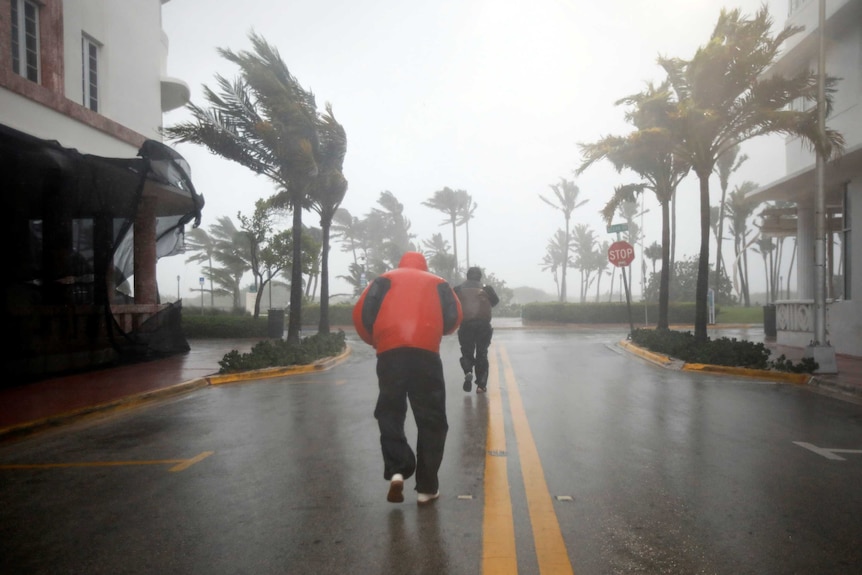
[159,0,791,303]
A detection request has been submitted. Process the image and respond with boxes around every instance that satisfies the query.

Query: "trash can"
[763,304,776,338]
[267,308,285,339]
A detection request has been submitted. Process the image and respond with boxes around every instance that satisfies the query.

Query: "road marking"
[0,451,214,473]
[483,346,518,575]
[794,442,862,461]
[500,345,575,575]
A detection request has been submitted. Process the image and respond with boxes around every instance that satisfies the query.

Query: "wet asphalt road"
[1,327,861,574]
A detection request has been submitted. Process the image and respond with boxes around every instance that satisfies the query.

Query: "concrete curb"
[0,346,354,442]
[0,379,211,441]
[617,340,684,369]
[618,340,812,385]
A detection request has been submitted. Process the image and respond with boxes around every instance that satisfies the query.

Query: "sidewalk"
[1,324,860,441]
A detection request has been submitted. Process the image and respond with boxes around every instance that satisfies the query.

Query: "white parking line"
[793,442,862,461]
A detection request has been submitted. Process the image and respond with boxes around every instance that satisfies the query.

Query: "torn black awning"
[0,121,204,287]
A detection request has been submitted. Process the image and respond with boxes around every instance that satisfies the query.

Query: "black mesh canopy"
[1,122,205,380]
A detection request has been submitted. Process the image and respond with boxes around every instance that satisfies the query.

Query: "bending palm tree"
[538,178,588,302]
[713,144,747,290]
[163,32,326,344]
[725,182,758,306]
[578,82,689,329]
[658,6,844,340]
[423,187,468,275]
[307,103,348,334]
[458,194,477,269]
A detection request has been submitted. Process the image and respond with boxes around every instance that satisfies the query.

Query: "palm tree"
[725,181,758,306]
[306,103,348,334]
[538,178,588,302]
[423,187,468,274]
[541,230,571,301]
[713,144,747,289]
[594,241,610,302]
[163,32,327,344]
[578,82,689,329]
[331,207,364,266]
[184,227,216,307]
[753,235,776,303]
[373,190,415,266]
[657,5,844,340]
[207,216,248,310]
[644,241,662,276]
[458,194,478,269]
[571,223,598,303]
[422,232,456,281]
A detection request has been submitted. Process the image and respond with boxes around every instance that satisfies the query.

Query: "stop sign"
[608,240,635,267]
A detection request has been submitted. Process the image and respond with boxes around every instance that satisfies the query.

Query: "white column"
[796,199,815,299]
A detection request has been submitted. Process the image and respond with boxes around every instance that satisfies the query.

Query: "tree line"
[165,5,845,345]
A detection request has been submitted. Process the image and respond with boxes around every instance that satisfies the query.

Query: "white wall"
[0,92,139,156]
[62,0,165,140]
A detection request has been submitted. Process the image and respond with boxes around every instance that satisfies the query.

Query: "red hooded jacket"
[352,252,462,354]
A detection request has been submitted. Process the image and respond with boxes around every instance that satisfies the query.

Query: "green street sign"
[606,223,629,234]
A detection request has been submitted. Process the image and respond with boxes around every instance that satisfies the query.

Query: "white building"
[1,0,201,378]
[750,0,862,359]
[1,0,188,153]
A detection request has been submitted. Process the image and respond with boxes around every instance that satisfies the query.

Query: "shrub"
[218,331,347,374]
[629,328,818,373]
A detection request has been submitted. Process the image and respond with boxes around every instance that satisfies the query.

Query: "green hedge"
[522,302,699,324]
[181,303,355,338]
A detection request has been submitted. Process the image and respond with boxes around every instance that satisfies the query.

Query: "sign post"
[608,237,636,337]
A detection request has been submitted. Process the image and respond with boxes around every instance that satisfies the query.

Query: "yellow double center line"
[482,344,575,575]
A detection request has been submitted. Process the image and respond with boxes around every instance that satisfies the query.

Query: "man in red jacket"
[353,252,462,505]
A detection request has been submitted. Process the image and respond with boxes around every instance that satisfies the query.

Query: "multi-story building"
[751,0,862,359]
[1,0,204,379]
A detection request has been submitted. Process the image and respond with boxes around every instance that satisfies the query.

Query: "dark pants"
[458,320,494,386]
[374,348,448,494]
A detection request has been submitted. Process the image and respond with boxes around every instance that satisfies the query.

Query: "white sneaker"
[387,474,404,503]
[417,491,439,505]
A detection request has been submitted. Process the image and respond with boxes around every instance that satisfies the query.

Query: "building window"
[82,35,100,112]
[10,0,40,83]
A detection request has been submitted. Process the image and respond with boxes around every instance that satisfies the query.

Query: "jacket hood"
[398,251,429,272]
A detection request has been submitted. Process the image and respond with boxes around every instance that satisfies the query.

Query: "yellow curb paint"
[482,345,518,575]
[500,345,575,575]
[618,340,675,366]
[682,363,811,384]
[208,347,352,385]
[621,341,812,385]
[0,451,215,473]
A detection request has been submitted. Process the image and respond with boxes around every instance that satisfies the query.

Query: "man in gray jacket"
[453,267,500,393]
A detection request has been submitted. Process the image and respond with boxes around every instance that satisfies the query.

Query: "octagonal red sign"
[608,240,635,267]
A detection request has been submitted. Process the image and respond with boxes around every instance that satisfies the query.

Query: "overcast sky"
[158,0,791,303]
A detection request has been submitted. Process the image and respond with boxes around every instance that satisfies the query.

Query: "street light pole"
[176,275,180,301]
[806,0,837,373]
[636,200,650,326]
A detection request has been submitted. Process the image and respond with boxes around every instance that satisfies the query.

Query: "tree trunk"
[658,199,671,330]
[561,218,569,302]
[254,280,267,319]
[694,174,711,342]
[287,198,304,344]
[318,222,331,334]
[451,220,459,275]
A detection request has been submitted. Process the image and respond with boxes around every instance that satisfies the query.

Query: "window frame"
[82,34,100,112]
[10,0,41,83]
